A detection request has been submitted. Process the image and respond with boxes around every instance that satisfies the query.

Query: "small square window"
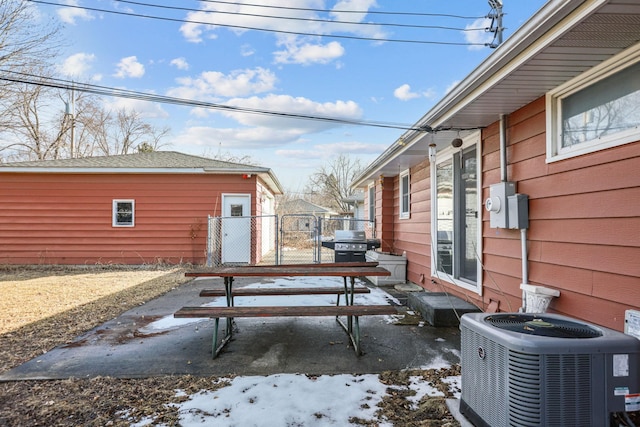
[113,200,135,227]
[400,170,410,219]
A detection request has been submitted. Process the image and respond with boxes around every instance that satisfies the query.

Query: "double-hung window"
[399,169,410,219]
[432,137,480,292]
[113,200,135,227]
[547,43,640,162]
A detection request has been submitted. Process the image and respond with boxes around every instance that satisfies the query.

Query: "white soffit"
[353,0,640,185]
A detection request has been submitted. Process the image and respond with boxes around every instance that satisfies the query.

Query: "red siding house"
[0,151,283,265]
[353,0,640,332]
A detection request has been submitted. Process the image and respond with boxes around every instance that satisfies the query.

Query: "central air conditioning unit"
[460,312,640,427]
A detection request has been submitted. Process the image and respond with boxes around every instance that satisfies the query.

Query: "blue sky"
[42,0,546,192]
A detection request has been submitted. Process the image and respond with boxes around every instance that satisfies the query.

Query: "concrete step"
[407,292,481,327]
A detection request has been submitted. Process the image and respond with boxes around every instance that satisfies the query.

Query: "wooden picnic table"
[176,262,397,357]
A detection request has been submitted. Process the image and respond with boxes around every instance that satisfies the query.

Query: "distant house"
[276,198,337,235]
[277,198,337,219]
[0,151,283,265]
[342,191,365,220]
[353,0,640,332]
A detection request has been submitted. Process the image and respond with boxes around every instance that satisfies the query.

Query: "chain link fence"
[206,214,375,267]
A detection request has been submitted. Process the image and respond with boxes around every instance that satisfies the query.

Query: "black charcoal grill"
[322,230,381,263]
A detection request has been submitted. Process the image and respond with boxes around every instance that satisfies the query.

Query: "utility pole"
[65,85,75,158]
[487,0,504,48]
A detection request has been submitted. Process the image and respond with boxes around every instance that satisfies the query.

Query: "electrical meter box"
[485,182,515,228]
[508,193,529,229]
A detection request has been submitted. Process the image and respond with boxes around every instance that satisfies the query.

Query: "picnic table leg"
[335,276,362,355]
[212,317,233,359]
[352,315,362,356]
[225,277,234,307]
[224,276,234,338]
[210,276,235,358]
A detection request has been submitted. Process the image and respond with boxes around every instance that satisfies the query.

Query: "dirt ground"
[0,265,462,427]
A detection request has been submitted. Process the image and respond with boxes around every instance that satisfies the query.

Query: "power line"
[0,70,427,132]
[29,0,490,46]
[198,0,486,20]
[112,0,488,33]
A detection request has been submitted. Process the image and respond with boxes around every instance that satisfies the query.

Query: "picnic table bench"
[175,262,398,357]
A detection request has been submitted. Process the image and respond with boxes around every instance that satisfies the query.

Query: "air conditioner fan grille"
[485,314,602,338]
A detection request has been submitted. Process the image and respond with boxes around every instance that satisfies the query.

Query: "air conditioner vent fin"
[485,313,602,338]
[508,350,541,424]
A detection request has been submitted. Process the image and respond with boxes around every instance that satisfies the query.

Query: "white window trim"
[399,169,410,219]
[368,183,375,222]
[546,42,640,163]
[112,199,135,227]
[430,132,482,295]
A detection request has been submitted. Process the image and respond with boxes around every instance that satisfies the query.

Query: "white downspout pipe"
[499,114,529,311]
[499,114,508,183]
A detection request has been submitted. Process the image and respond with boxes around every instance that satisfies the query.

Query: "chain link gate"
[279,214,318,264]
[206,214,375,267]
[206,214,278,267]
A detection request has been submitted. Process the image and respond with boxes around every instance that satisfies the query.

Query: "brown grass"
[0,268,178,334]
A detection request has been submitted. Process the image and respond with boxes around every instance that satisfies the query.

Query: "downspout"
[500,114,508,183]
[499,114,529,311]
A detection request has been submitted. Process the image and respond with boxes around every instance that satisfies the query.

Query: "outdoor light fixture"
[378,174,384,188]
[451,137,463,148]
[428,143,437,163]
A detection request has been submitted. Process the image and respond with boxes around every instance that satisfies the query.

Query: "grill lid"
[334,230,366,242]
[485,313,602,338]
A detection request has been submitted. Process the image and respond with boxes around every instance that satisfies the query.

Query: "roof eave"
[352,0,601,188]
[0,166,285,195]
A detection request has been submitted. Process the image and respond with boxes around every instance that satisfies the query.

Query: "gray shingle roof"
[0,151,284,194]
[0,151,261,171]
[279,199,334,214]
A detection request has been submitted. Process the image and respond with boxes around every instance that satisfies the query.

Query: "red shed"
[0,151,283,265]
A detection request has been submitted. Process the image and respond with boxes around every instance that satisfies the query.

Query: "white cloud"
[277,141,386,160]
[178,0,386,48]
[330,0,378,22]
[60,53,96,78]
[113,56,145,79]
[223,94,362,131]
[179,21,207,43]
[465,18,493,50]
[168,67,277,99]
[274,40,345,65]
[103,96,169,120]
[57,0,94,24]
[172,95,363,150]
[393,84,435,101]
[240,44,255,57]
[394,84,419,101]
[170,57,189,70]
[173,125,304,149]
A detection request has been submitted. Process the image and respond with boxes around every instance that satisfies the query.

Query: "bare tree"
[0,82,172,160]
[90,108,169,155]
[200,146,259,165]
[0,73,70,160]
[306,154,364,213]
[0,1,59,63]
[0,0,60,97]
[72,94,111,157]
